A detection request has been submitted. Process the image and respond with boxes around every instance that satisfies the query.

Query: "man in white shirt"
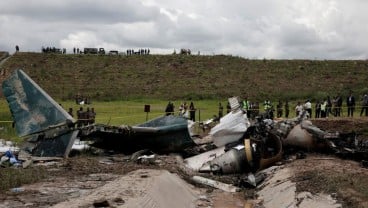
[304,100,312,118]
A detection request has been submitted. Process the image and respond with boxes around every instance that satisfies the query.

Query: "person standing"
[189,102,196,121]
[326,96,332,117]
[360,94,368,116]
[165,101,173,116]
[218,102,224,118]
[226,101,231,113]
[183,102,189,118]
[276,100,283,118]
[264,99,274,119]
[347,91,356,117]
[68,107,74,117]
[77,107,84,127]
[254,102,260,118]
[264,99,271,112]
[89,108,96,124]
[315,101,321,118]
[320,100,327,118]
[336,95,343,117]
[284,100,289,118]
[242,97,250,112]
[295,102,303,117]
[304,100,312,118]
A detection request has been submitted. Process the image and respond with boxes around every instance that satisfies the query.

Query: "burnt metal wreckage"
[2,69,368,175]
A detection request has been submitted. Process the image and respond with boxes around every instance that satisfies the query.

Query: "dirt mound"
[1,117,368,207]
[52,169,200,208]
[290,154,368,208]
[311,117,368,134]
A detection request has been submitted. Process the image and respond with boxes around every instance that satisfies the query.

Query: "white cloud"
[0,0,367,59]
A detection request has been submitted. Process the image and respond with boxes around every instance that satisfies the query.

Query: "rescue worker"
[264,99,272,111]
[264,99,273,119]
[242,97,250,112]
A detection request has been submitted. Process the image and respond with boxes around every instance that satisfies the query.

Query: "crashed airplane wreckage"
[2,69,368,174]
[2,69,195,157]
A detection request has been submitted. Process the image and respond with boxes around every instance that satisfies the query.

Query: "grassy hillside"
[0,51,9,62]
[1,52,368,102]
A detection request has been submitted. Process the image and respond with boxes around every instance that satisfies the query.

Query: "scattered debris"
[0,139,19,153]
[184,146,226,171]
[192,175,241,193]
[0,150,21,167]
[256,166,341,208]
[2,69,368,207]
[10,187,25,193]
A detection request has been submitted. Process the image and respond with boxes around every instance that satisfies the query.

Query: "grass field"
[1,52,368,142]
[58,99,228,125]
[1,53,368,102]
[1,97,364,142]
[0,99,228,141]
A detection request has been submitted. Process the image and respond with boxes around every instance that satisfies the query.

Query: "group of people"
[238,98,264,119]
[163,92,368,123]
[238,92,368,120]
[165,101,196,121]
[68,107,96,127]
[284,92,368,119]
[42,46,66,54]
[75,95,92,105]
[294,93,367,118]
[126,48,150,55]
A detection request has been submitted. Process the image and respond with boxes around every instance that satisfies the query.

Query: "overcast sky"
[1,0,367,59]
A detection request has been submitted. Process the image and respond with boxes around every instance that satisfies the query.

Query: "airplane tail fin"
[2,69,77,157]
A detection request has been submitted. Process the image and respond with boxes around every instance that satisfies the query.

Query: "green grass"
[1,52,368,142]
[60,99,229,125]
[0,99,228,141]
[0,166,48,192]
[1,96,365,142]
[1,53,368,102]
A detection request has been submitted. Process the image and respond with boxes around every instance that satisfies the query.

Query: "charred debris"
[2,69,368,180]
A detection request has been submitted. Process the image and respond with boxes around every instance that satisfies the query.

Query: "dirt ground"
[0,118,368,208]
